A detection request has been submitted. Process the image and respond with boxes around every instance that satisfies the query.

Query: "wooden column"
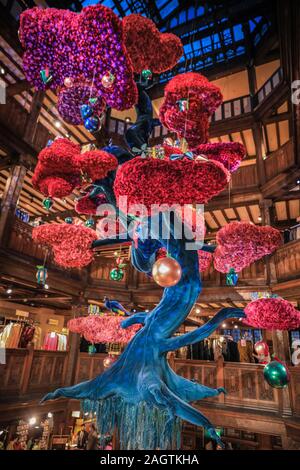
[259,199,277,284]
[253,122,266,186]
[64,302,85,386]
[277,0,300,167]
[272,329,292,416]
[0,163,26,246]
[23,90,45,145]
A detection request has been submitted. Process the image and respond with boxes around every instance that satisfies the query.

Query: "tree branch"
[160,308,245,353]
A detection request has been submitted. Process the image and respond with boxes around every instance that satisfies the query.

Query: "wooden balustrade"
[273,239,300,283]
[174,359,281,412]
[0,347,68,400]
[75,352,107,383]
[90,254,267,288]
[255,68,283,107]
[7,217,84,279]
[0,96,50,152]
[264,140,295,181]
[1,348,300,419]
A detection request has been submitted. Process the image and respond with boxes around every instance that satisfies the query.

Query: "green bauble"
[263,360,290,388]
[85,218,94,228]
[110,268,124,281]
[88,344,96,355]
[42,197,53,211]
[65,217,73,224]
[141,69,152,80]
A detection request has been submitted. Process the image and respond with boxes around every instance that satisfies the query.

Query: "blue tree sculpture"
[41,85,245,449]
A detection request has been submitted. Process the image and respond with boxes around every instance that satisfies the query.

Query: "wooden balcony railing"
[6,217,84,280]
[0,347,68,401]
[174,359,294,415]
[272,238,300,283]
[1,349,300,418]
[255,68,283,107]
[264,140,295,181]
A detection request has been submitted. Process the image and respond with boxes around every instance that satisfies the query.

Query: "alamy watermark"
[94,198,206,251]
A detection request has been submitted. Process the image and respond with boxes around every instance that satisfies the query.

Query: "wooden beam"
[6,79,31,97]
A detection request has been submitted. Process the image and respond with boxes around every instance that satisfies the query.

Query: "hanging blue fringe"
[81,397,182,450]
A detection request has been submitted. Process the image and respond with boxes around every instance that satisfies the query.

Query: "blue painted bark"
[42,215,245,449]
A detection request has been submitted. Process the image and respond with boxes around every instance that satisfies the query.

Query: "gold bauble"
[152,257,182,287]
[103,355,116,368]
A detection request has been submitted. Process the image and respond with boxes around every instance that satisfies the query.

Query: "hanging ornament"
[89,97,98,106]
[85,218,94,228]
[103,354,116,368]
[42,197,53,211]
[65,217,73,224]
[226,268,238,286]
[254,341,269,357]
[110,267,124,281]
[80,104,93,120]
[263,360,290,389]
[63,77,73,88]
[88,344,96,355]
[146,145,165,159]
[46,139,53,147]
[163,137,174,147]
[40,67,52,85]
[36,265,48,285]
[152,257,182,287]
[177,98,189,112]
[101,71,115,89]
[141,69,152,80]
[84,116,101,133]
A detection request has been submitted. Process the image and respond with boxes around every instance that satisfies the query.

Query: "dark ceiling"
[11,0,276,81]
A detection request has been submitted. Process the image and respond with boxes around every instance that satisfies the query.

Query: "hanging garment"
[57,334,67,351]
[238,339,254,363]
[19,325,35,348]
[7,323,22,348]
[43,332,58,351]
[33,325,43,349]
[226,339,240,362]
[0,322,14,347]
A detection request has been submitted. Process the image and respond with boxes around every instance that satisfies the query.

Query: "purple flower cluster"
[19,5,137,110]
[57,81,106,125]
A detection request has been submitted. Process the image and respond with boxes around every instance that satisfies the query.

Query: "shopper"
[86,424,99,450]
[77,424,88,450]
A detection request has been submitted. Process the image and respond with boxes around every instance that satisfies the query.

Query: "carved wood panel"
[0,350,27,394]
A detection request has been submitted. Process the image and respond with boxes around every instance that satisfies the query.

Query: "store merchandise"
[43,332,68,351]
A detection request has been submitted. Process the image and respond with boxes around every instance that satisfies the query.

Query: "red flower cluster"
[19,5,137,110]
[198,251,213,272]
[243,298,300,330]
[159,72,223,150]
[32,138,117,198]
[75,193,107,215]
[78,149,118,182]
[114,151,229,210]
[68,314,141,343]
[57,81,106,125]
[213,222,282,273]
[122,14,183,73]
[195,142,245,173]
[32,223,97,268]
